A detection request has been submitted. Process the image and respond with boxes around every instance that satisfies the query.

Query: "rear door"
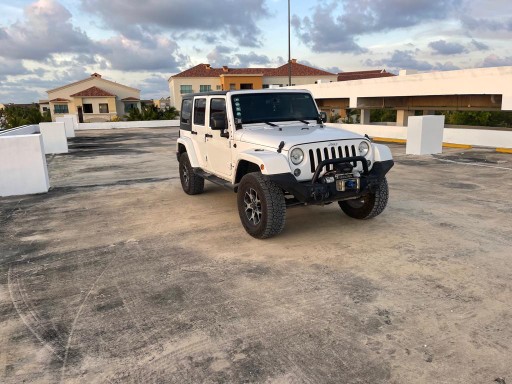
[191,97,208,168]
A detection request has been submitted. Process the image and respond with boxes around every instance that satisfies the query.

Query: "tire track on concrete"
[60,250,120,383]
[108,332,215,383]
[7,266,65,361]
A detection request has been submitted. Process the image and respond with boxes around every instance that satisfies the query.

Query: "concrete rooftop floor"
[1,127,511,383]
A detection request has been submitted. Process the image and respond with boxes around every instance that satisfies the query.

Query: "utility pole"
[288,0,291,86]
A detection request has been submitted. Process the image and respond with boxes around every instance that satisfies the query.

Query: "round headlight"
[290,148,304,165]
[358,141,370,157]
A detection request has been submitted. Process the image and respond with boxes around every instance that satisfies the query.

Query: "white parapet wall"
[39,122,68,154]
[56,116,76,138]
[327,123,512,149]
[0,129,50,197]
[443,128,512,148]
[76,119,180,130]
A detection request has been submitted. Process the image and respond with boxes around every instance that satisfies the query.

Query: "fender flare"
[177,137,200,168]
[237,150,291,176]
[372,143,393,162]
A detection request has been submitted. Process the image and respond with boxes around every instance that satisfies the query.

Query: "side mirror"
[319,112,327,123]
[210,113,226,130]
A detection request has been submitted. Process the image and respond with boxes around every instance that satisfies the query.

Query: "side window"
[194,98,206,126]
[210,98,226,129]
[210,98,226,116]
[180,98,192,131]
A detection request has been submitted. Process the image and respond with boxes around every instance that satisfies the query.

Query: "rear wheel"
[179,152,204,195]
[338,177,389,219]
[237,173,286,239]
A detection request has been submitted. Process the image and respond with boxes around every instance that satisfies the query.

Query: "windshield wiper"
[264,121,278,127]
[299,120,310,125]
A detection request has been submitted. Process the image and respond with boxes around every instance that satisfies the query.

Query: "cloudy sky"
[1,0,511,103]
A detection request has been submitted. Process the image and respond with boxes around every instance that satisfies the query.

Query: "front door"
[206,98,232,177]
[77,106,84,123]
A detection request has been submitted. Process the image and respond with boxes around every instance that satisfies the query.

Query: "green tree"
[125,105,179,121]
[444,111,512,127]
[0,105,49,129]
[370,109,397,123]
[160,106,179,120]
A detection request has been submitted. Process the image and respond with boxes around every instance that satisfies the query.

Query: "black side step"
[193,168,235,191]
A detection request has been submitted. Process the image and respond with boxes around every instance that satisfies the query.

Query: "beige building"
[46,73,141,122]
[38,100,50,114]
[168,60,337,109]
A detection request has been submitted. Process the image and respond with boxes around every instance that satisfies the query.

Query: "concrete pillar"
[406,115,445,155]
[0,134,50,196]
[360,109,371,125]
[56,116,75,138]
[64,114,79,130]
[397,109,415,126]
[39,122,68,154]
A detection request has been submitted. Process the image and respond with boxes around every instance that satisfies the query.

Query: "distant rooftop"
[172,59,336,78]
[337,69,395,82]
[70,86,116,97]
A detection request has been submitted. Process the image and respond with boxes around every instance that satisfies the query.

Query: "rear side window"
[194,98,206,126]
[180,98,192,131]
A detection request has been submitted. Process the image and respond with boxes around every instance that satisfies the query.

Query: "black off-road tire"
[179,152,204,195]
[237,172,286,239]
[338,177,389,219]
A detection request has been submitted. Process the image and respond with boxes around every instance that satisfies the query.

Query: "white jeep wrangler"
[176,89,394,239]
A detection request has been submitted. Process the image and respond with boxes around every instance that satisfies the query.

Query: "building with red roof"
[46,73,141,122]
[168,59,337,108]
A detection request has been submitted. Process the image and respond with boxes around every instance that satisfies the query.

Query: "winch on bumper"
[267,156,394,204]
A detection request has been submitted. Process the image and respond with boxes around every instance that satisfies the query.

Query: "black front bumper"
[268,157,394,205]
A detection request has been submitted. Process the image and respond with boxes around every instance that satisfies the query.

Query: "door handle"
[205,133,213,138]
[191,130,198,135]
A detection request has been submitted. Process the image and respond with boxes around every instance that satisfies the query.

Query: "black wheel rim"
[244,188,262,225]
[181,164,189,186]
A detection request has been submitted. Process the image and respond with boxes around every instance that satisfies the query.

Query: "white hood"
[236,122,364,151]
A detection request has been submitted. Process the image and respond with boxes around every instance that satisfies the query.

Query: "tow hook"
[311,186,329,202]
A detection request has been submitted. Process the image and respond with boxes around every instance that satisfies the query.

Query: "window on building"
[83,104,93,113]
[199,85,211,92]
[240,83,253,90]
[124,103,137,113]
[54,104,69,114]
[262,84,269,89]
[193,98,206,126]
[99,103,109,113]
[216,85,222,90]
[180,85,193,94]
[42,107,48,112]
[229,83,236,90]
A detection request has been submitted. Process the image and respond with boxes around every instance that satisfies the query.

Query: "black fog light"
[294,168,301,177]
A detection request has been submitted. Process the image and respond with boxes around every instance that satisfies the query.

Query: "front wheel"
[338,177,389,219]
[237,173,286,239]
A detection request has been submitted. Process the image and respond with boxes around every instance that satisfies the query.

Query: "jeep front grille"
[308,145,357,173]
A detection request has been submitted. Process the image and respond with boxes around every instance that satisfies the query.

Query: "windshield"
[231,92,319,124]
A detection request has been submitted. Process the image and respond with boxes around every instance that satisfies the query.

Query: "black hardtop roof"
[181,89,311,100]
[181,91,228,99]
